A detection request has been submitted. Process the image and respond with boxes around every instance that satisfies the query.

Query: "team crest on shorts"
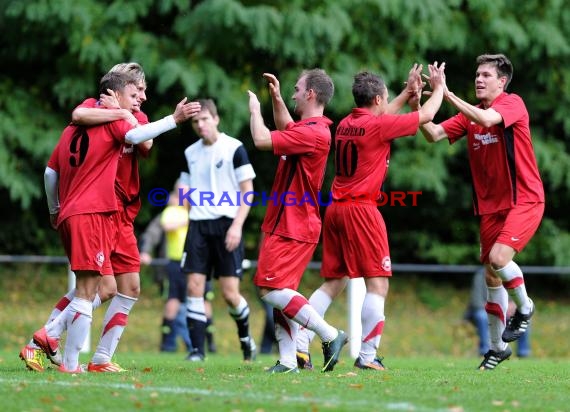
[381,256,391,272]
[95,251,105,267]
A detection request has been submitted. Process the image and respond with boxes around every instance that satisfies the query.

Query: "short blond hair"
[108,62,145,85]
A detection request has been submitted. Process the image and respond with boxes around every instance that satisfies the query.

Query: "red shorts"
[321,202,392,279]
[110,207,140,274]
[58,213,119,276]
[479,202,544,263]
[254,233,317,290]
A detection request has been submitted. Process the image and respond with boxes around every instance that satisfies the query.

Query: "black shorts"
[180,217,244,280]
[167,260,213,301]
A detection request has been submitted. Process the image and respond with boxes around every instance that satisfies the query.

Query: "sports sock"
[228,296,251,340]
[273,309,299,369]
[485,286,509,352]
[92,293,102,310]
[62,297,92,371]
[186,296,207,355]
[29,291,75,347]
[90,293,137,365]
[297,288,332,353]
[160,318,177,351]
[262,289,337,343]
[493,261,532,314]
[359,292,385,363]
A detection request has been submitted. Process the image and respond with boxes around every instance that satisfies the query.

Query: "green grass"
[1,264,570,411]
[1,352,569,412]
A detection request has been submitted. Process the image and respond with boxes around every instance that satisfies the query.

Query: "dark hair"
[196,98,218,117]
[301,68,334,106]
[99,71,139,95]
[476,53,513,90]
[352,71,386,107]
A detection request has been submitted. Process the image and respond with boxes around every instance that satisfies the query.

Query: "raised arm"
[263,73,294,130]
[247,90,273,150]
[445,91,503,128]
[385,63,424,114]
[125,98,201,145]
[414,62,451,143]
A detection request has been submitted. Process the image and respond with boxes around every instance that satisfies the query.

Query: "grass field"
[1,264,569,411]
[1,352,569,412]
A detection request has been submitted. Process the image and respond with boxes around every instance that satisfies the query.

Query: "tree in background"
[1,0,570,266]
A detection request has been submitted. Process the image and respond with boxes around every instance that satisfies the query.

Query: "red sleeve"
[46,141,61,172]
[134,111,149,125]
[74,98,98,110]
[441,113,469,144]
[106,119,135,143]
[271,122,317,156]
[491,93,526,129]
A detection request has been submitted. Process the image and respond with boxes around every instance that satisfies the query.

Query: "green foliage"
[2,0,570,266]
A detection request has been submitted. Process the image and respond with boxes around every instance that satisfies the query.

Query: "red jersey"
[441,92,544,215]
[76,98,150,221]
[332,108,419,202]
[47,119,134,224]
[261,116,332,243]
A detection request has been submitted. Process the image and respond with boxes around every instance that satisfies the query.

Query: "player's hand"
[262,73,282,100]
[247,90,261,113]
[100,89,120,109]
[224,224,242,252]
[140,252,152,265]
[173,98,202,124]
[404,63,424,98]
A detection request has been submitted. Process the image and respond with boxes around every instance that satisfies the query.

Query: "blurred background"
[0,0,568,356]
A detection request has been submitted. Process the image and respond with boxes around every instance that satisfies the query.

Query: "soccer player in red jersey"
[22,71,199,373]
[247,69,348,373]
[419,54,544,370]
[295,63,446,371]
[68,63,156,372]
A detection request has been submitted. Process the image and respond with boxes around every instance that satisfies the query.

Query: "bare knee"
[98,276,118,302]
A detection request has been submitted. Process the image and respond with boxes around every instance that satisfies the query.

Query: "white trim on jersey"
[184,133,256,221]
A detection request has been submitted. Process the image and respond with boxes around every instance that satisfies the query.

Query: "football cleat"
[266,361,300,374]
[185,349,205,362]
[354,356,386,371]
[32,327,61,366]
[19,344,46,372]
[321,330,348,372]
[502,299,534,342]
[87,361,126,372]
[478,346,512,370]
[296,351,314,370]
[240,336,257,362]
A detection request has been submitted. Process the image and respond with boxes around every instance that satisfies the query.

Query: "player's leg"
[478,265,511,370]
[255,234,347,373]
[160,260,185,352]
[219,276,256,361]
[20,291,73,370]
[489,203,543,343]
[88,271,138,372]
[88,213,139,372]
[180,220,210,360]
[266,309,300,373]
[185,272,208,360]
[204,280,216,353]
[58,270,100,373]
[344,204,390,370]
[296,278,346,369]
[355,276,388,370]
